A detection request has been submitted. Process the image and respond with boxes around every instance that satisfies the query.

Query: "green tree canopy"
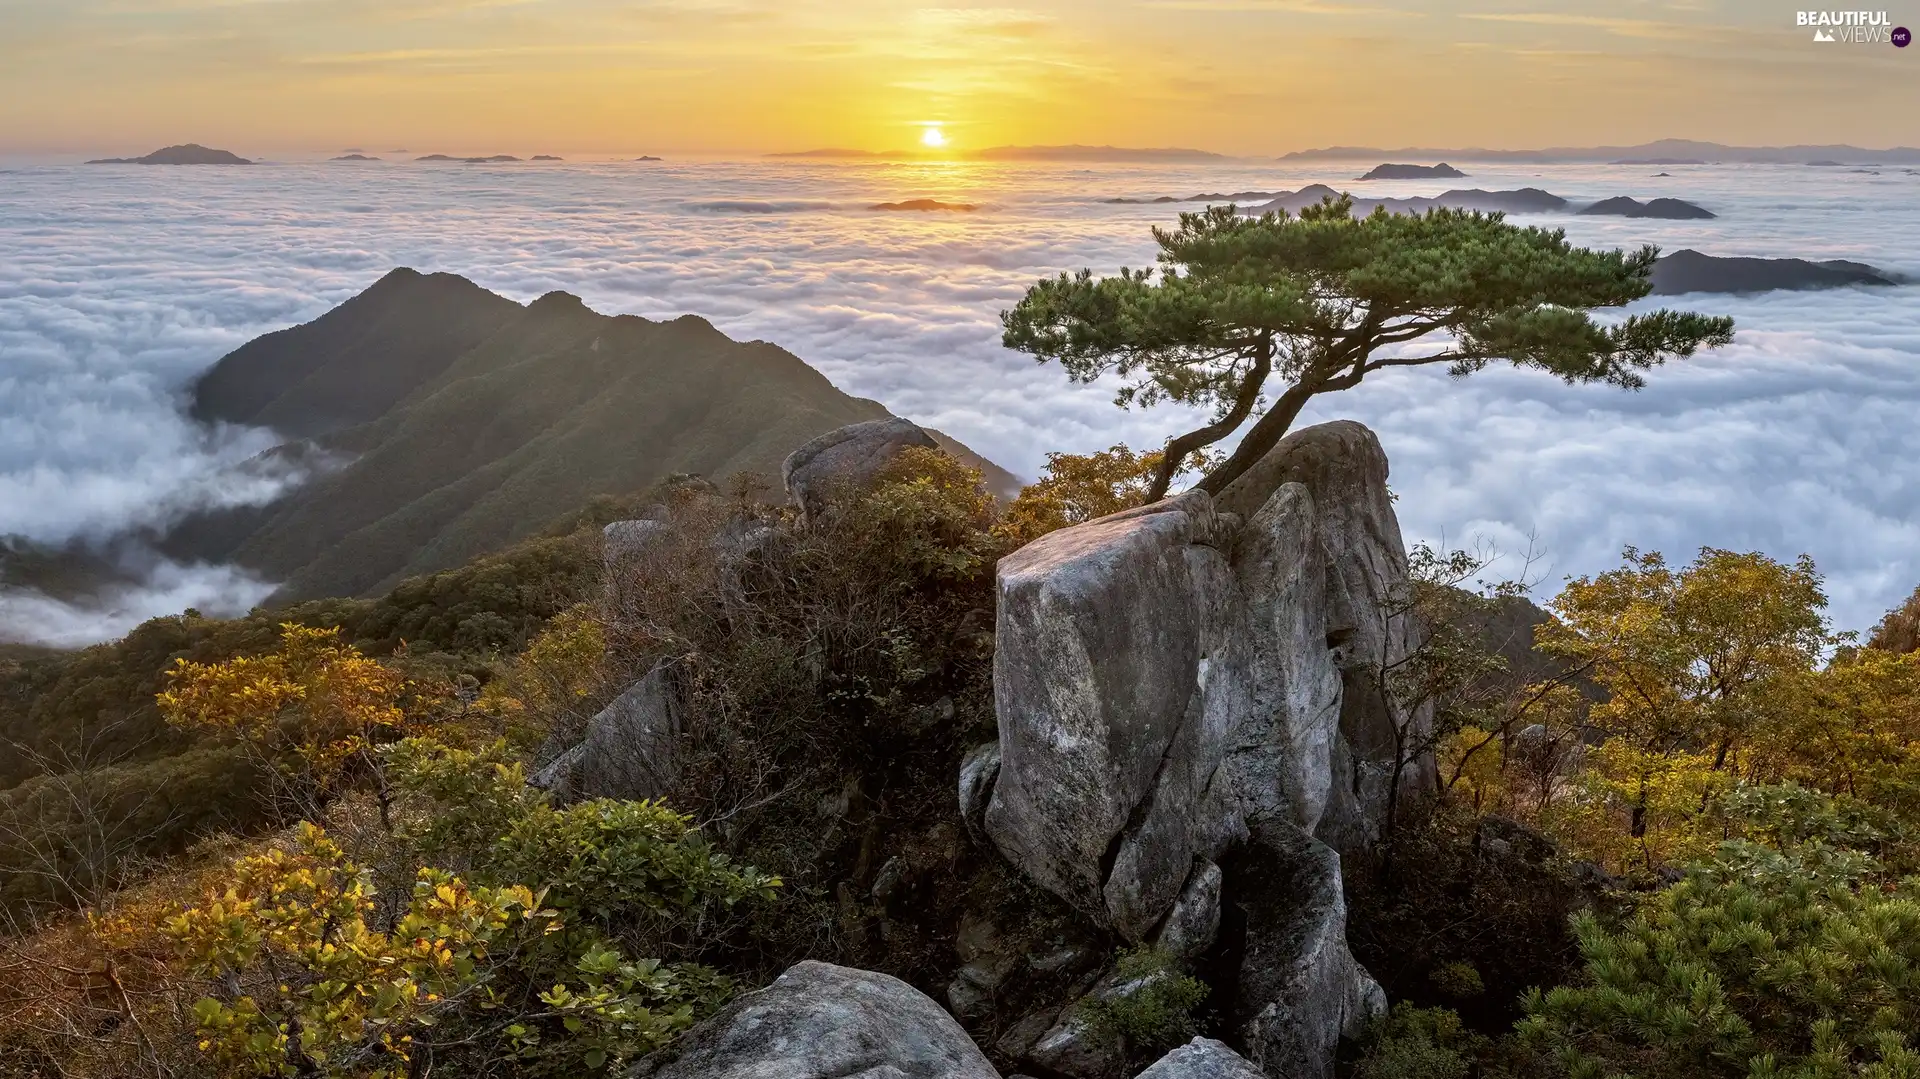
[1001,197,1736,500]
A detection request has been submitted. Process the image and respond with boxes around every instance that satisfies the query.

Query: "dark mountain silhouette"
[417,154,522,163]
[871,199,976,211]
[1357,162,1466,179]
[192,270,524,438]
[332,154,381,162]
[1649,250,1901,295]
[177,271,1017,602]
[86,144,252,165]
[1578,196,1716,219]
[1246,185,1568,216]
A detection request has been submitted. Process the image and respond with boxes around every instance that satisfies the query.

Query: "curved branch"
[1144,338,1273,503]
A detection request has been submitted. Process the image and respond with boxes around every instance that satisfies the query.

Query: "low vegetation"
[8,432,1920,1078]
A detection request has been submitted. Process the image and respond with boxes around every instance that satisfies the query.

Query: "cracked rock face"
[1232,821,1386,1079]
[983,421,1415,1079]
[985,421,1427,942]
[983,492,1244,940]
[629,961,999,1079]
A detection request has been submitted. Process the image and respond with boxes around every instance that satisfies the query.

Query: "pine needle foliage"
[1002,197,1735,500]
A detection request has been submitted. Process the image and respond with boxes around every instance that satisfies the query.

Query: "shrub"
[995,444,1215,546]
[1352,1004,1488,1079]
[2,737,778,1079]
[1518,790,1920,1078]
[589,452,1012,983]
[1077,947,1209,1065]
[1345,805,1595,1033]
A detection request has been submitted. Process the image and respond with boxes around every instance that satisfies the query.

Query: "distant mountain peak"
[530,290,588,311]
[177,271,1018,603]
[86,143,252,165]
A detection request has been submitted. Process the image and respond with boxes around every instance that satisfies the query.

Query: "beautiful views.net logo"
[1796,10,1907,43]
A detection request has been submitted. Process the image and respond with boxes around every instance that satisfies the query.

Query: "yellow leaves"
[157,821,537,1078]
[477,604,607,723]
[995,444,1219,547]
[1527,547,1843,874]
[158,623,417,797]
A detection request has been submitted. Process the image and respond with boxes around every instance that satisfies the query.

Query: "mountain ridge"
[181,271,1018,603]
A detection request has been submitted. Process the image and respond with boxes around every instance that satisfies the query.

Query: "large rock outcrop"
[529,661,685,803]
[986,421,1425,938]
[1216,418,1435,851]
[982,420,1414,1076]
[984,492,1244,941]
[629,960,999,1079]
[783,418,939,523]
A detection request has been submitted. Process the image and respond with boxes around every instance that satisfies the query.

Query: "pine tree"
[1001,197,1735,501]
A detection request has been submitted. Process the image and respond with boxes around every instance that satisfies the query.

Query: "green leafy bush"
[1077,948,1209,1062]
[145,737,779,1079]
[1353,1004,1490,1079]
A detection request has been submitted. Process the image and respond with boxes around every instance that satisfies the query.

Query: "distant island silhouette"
[1357,162,1466,179]
[416,154,522,163]
[871,199,976,212]
[636,156,664,162]
[332,154,381,162]
[1578,195,1716,220]
[86,144,251,165]
[1650,250,1901,294]
[532,155,564,161]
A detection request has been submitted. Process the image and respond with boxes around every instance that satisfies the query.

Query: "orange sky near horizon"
[2,0,1914,157]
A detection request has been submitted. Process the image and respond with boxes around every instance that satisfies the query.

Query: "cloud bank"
[1,158,1916,642]
[0,558,276,649]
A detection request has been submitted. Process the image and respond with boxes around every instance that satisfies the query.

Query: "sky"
[2,0,1916,157]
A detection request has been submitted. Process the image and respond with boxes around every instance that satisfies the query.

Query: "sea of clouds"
[1,155,1916,645]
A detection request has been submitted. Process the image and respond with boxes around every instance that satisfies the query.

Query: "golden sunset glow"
[920,125,948,149]
[0,2,1912,156]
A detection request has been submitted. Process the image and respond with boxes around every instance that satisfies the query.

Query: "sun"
[919,124,948,149]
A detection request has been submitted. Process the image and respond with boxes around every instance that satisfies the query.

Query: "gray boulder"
[985,421,1428,945]
[1217,419,1433,852]
[980,420,1415,1078]
[1134,1038,1265,1079]
[1233,822,1385,1079]
[529,661,684,803]
[604,518,676,613]
[983,492,1243,938]
[782,418,939,522]
[630,960,998,1079]
[957,741,1001,843]
[604,518,671,565]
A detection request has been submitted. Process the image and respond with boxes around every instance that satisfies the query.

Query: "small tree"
[1002,198,1735,501]
[995,444,1218,546]
[1537,548,1833,873]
